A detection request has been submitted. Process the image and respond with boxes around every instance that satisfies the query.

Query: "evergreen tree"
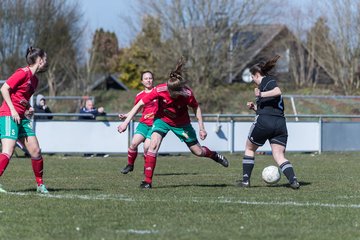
[117,16,163,89]
[89,28,119,75]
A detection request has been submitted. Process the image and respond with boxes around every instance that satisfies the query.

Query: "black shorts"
[248,115,288,147]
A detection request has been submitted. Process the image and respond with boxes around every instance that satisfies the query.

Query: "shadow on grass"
[233,181,311,189]
[156,183,229,189]
[265,181,312,188]
[155,172,198,176]
[14,187,101,193]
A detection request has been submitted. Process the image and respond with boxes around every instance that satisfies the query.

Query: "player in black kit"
[237,55,300,189]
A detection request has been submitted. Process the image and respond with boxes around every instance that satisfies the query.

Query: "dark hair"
[167,57,188,98]
[250,55,280,76]
[26,46,46,65]
[141,71,154,80]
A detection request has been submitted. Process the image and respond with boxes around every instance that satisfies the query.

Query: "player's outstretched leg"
[201,146,229,167]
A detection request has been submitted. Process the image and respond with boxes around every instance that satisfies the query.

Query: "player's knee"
[148,143,159,153]
[29,147,41,158]
[129,143,138,150]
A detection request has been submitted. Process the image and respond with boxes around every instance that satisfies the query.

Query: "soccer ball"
[262,165,281,184]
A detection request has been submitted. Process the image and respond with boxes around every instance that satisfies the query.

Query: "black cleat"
[213,152,229,167]
[121,164,134,174]
[235,180,250,188]
[140,181,152,189]
[290,179,300,190]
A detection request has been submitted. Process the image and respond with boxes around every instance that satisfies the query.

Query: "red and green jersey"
[0,67,38,118]
[135,89,158,126]
[141,83,199,127]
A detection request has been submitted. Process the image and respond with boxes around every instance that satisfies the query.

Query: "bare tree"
[0,0,33,77]
[325,0,360,94]
[0,0,84,96]
[132,0,279,110]
[31,0,84,96]
[315,0,360,94]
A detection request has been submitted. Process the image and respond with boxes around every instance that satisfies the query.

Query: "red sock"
[0,153,10,176]
[31,156,44,185]
[143,151,147,164]
[144,151,157,184]
[201,146,216,159]
[128,148,137,165]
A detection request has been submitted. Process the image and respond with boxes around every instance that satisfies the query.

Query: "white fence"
[33,114,323,154]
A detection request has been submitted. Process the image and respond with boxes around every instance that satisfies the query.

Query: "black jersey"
[255,76,284,116]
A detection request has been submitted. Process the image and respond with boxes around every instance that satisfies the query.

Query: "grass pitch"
[0,152,360,240]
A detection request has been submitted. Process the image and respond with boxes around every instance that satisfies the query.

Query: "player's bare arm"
[0,83,20,123]
[193,106,207,140]
[117,100,145,133]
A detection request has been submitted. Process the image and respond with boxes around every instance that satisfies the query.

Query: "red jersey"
[135,89,158,126]
[141,83,199,126]
[0,67,38,118]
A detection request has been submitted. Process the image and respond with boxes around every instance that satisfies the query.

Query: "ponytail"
[167,57,189,98]
[250,55,280,76]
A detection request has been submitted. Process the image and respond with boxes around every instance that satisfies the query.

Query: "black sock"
[280,161,297,183]
[242,155,255,182]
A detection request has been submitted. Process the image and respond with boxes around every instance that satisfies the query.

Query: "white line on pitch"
[5,192,360,209]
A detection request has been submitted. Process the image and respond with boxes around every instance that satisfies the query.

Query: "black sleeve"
[44,107,53,119]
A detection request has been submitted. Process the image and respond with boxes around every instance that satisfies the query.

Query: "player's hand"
[254,88,261,97]
[10,109,20,124]
[247,102,256,110]
[118,113,127,120]
[199,129,207,140]
[117,123,128,133]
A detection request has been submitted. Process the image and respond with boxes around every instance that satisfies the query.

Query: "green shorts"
[0,116,35,140]
[151,119,198,144]
[134,122,153,139]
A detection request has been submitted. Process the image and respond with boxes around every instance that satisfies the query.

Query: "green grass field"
[0,152,360,240]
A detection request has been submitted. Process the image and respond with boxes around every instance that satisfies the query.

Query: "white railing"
[32,113,360,154]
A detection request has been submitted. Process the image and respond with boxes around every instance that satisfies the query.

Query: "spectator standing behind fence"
[79,99,106,120]
[34,94,53,120]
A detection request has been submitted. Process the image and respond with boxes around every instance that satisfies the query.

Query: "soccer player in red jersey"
[118,58,229,189]
[0,47,49,194]
[119,71,158,174]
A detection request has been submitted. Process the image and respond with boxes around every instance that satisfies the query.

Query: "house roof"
[87,74,129,91]
[231,24,336,84]
[231,24,287,82]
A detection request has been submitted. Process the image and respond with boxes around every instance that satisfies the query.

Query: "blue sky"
[79,0,315,49]
[80,0,137,47]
